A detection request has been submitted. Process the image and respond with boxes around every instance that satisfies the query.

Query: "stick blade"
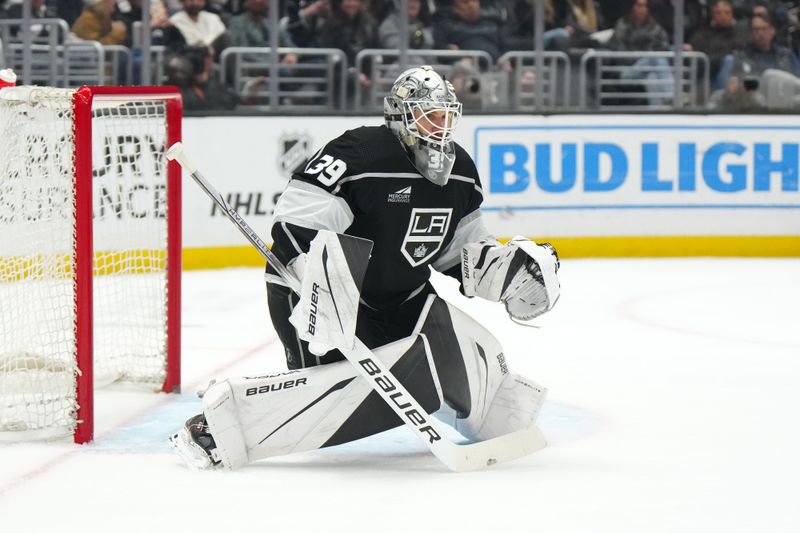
[445,426,547,472]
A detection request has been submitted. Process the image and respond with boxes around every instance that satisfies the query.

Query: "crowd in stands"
[3,0,800,111]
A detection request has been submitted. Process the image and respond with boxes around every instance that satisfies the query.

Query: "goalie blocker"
[172,231,546,469]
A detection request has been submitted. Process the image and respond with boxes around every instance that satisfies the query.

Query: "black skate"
[168,414,222,469]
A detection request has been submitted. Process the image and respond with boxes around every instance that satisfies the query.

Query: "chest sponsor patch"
[388,186,412,203]
[401,208,453,267]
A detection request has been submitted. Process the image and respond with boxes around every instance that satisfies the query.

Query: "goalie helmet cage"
[0,86,182,444]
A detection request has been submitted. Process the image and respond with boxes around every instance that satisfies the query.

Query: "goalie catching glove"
[461,236,560,321]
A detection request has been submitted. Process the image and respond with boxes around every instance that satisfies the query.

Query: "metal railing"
[1,15,722,114]
[579,50,710,111]
[0,19,69,86]
[103,45,132,85]
[0,18,69,46]
[61,41,105,87]
[354,49,494,111]
[219,47,348,111]
[3,41,107,87]
[497,51,571,111]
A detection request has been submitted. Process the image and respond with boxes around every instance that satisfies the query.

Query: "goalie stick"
[166,142,546,472]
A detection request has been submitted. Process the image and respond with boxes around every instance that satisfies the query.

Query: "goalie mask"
[384,65,462,186]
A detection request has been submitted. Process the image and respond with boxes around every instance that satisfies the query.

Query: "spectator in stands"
[506,0,564,51]
[166,0,232,18]
[71,0,128,45]
[608,0,674,106]
[319,0,378,87]
[165,44,238,110]
[46,0,83,26]
[687,0,747,89]
[786,2,800,54]
[434,0,507,61]
[167,0,229,58]
[378,0,433,50]
[365,0,393,21]
[448,58,483,109]
[505,0,606,52]
[609,0,670,52]
[750,1,776,21]
[282,0,330,48]
[1,0,59,39]
[709,72,765,111]
[228,0,298,65]
[205,0,235,20]
[734,12,800,78]
[645,0,703,41]
[2,0,57,20]
[119,0,172,46]
[555,0,606,49]
[163,0,184,14]
[116,0,171,84]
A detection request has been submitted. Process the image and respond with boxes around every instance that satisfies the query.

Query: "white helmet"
[384,65,463,186]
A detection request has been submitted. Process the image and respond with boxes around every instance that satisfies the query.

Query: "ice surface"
[1,259,798,533]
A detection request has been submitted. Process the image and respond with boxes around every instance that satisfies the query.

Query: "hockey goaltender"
[170,65,561,470]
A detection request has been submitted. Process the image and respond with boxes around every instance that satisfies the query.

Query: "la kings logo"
[401,208,452,267]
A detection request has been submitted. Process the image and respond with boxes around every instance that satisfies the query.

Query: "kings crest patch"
[278,133,313,178]
[401,208,452,267]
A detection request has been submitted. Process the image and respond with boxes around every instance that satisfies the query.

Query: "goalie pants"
[266,281,434,370]
[202,294,546,468]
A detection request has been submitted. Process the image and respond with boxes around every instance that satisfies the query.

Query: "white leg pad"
[456,372,547,442]
[203,380,249,470]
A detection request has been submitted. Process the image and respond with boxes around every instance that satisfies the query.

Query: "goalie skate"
[169,414,222,470]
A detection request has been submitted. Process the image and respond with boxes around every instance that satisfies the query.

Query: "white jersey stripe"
[331,172,480,195]
[272,181,354,232]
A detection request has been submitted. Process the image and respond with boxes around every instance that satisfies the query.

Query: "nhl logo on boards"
[401,208,452,267]
[388,186,412,203]
[278,133,313,178]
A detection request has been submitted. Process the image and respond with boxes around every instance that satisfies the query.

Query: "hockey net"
[0,86,182,443]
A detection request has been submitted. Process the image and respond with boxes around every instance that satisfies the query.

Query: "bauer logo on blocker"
[401,208,452,266]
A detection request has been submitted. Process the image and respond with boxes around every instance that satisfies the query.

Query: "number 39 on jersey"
[305,154,348,186]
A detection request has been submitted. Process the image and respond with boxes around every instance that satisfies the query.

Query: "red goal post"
[0,86,182,444]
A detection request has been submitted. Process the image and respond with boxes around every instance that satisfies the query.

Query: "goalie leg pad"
[195,334,443,468]
[466,373,547,441]
[190,295,547,468]
[202,380,249,470]
[416,296,547,440]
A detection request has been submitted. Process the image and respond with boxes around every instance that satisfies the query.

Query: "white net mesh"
[91,99,169,387]
[0,87,172,440]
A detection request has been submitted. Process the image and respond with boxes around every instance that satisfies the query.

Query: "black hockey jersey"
[269,124,490,312]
